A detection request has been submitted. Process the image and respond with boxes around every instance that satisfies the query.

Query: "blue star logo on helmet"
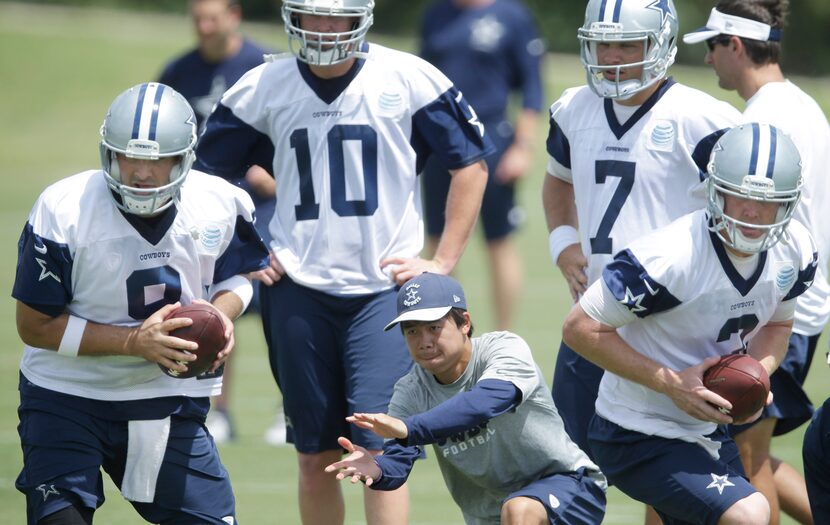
[646,0,676,25]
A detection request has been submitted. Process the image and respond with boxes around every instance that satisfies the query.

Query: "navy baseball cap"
[384,273,467,331]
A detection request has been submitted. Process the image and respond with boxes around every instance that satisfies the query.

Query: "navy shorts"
[731,332,818,436]
[551,341,604,460]
[803,397,830,524]
[423,119,520,242]
[260,277,413,453]
[15,376,236,525]
[588,415,756,525]
[507,467,606,524]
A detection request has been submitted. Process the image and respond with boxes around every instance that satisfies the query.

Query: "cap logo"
[453,294,461,303]
[403,283,421,307]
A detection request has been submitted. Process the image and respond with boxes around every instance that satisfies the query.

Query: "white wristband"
[58,315,87,357]
[548,225,580,265]
[209,274,254,316]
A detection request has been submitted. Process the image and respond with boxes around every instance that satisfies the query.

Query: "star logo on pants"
[706,473,735,495]
[36,483,60,501]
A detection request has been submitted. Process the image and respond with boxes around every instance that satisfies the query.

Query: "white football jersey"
[196,43,493,295]
[13,170,269,401]
[546,80,742,285]
[587,211,817,454]
[744,81,830,335]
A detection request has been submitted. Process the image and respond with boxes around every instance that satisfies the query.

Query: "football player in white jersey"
[542,0,742,486]
[194,1,492,523]
[563,124,817,524]
[12,83,269,524]
[684,2,829,522]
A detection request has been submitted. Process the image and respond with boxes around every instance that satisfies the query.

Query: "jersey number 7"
[591,160,635,255]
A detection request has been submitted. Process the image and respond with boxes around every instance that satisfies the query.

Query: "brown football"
[159,303,227,379]
[703,354,770,421]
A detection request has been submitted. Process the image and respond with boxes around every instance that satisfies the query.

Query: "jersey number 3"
[591,160,635,254]
[291,124,378,221]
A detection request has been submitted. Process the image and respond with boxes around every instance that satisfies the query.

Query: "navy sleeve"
[370,442,425,491]
[602,249,682,318]
[213,215,270,283]
[784,251,819,301]
[691,129,730,181]
[410,87,495,174]
[13,222,74,315]
[511,11,544,112]
[546,112,571,169]
[194,103,276,179]
[400,378,520,447]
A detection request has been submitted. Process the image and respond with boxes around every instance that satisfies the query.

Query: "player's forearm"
[512,109,539,151]
[16,301,136,357]
[434,160,488,273]
[563,304,669,393]
[542,174,577,232]
[402,379,520,446]
[747,320,793,376]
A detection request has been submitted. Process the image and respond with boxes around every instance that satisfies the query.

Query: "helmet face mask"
[579,0,678,100]
[282,0,374,66]
[99,83,197,216]
[707,123,803,254]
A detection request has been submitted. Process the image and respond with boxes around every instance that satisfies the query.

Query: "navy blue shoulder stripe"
[12,222,74,315]
[546,114,571,169]
[213,215,270,284]
[602,248,681,318]
[783,251,818,301]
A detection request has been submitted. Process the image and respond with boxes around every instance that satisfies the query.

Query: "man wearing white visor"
[684,2,830,524]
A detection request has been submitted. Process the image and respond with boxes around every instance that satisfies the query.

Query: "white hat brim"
[683,28,719,44]
[383,306,452,331]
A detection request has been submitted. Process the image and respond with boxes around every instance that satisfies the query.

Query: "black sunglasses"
[706,35,732,52]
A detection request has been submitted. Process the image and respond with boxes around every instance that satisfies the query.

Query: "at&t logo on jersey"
[648,120,676,152]
[775,264,796,292]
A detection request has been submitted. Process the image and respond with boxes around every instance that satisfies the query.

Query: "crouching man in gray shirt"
[326,272,606,525]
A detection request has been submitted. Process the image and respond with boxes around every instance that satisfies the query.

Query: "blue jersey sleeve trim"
[546,114,571,169]
[783,251,819,301]
[692,129,730,182]
[12,222,74,310]
[213,215,270,284]
[513,18,544,112]
[410,87,495,174]
[400,378,520,447]
[602,249,682,318]
[194,104,275,179]
[371,442,425,491]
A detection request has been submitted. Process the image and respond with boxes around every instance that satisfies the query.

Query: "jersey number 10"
[291,124,378,221]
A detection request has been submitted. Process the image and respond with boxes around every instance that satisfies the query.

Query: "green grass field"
[1,3,828,523]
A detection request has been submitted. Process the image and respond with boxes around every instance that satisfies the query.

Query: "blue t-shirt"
[159,38,274,241]
[159,38,270,131]
[419,0,544,125]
